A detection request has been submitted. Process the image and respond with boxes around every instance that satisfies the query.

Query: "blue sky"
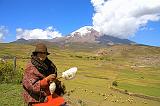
[0,0,160,47]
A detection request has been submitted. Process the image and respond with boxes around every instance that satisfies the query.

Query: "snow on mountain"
[70,26,98,37]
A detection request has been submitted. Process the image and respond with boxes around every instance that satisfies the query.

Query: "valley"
[0,43,160,106]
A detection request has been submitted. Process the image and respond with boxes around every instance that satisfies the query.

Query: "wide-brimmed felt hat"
[32,43,50,55]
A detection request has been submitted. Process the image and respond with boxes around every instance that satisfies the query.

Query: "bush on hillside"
[0,61,23,84]
[112,80,118,86]
[75,55,83,58]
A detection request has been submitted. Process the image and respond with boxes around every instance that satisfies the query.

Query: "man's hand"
[45,74,56,83]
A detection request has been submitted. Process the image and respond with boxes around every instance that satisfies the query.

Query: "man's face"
[37,52,47,61]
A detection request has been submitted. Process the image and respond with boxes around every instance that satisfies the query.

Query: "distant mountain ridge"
[13,26,136,45]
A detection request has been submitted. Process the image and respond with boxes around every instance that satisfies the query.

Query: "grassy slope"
[0,43,160,106]
[0,84,24,106]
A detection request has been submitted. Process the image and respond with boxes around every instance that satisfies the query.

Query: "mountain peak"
[71,26,96,37]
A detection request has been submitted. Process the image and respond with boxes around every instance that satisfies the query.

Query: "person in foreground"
[22,43,65,106]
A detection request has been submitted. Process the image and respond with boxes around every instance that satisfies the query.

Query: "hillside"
[95,45,160,65]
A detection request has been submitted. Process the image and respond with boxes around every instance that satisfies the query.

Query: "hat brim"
[32,52,50,55]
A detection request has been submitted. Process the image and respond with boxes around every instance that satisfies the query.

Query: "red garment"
[33,95,65,106]
[22,61,50,104]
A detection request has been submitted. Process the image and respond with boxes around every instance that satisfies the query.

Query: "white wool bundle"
[49,82,56,94]
[62,67,77,80]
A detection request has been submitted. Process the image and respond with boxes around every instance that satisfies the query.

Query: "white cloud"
[91,0,160,38]
[0,26,8,42]
[16,26,62,40]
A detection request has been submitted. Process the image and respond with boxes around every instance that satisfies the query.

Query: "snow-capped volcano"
[51,26,135,45]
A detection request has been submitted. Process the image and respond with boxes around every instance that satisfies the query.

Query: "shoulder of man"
[46,58,57,68]
[25,61,39,74]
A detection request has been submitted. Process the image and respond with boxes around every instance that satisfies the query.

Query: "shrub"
[75,55,83,58]
[124,89,128,93]
[112,80,118,86]
[0,61,23,84]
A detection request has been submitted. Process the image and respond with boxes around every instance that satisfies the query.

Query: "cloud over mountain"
[91,0,160,38]
[16,26,62,40]
[0,26,8,42]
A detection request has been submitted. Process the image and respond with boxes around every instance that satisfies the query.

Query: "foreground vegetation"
[0,43,160,106]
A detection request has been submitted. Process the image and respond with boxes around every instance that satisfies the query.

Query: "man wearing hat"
[22,43,65,106]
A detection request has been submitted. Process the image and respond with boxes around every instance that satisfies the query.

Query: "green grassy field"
[0,43,160,106]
